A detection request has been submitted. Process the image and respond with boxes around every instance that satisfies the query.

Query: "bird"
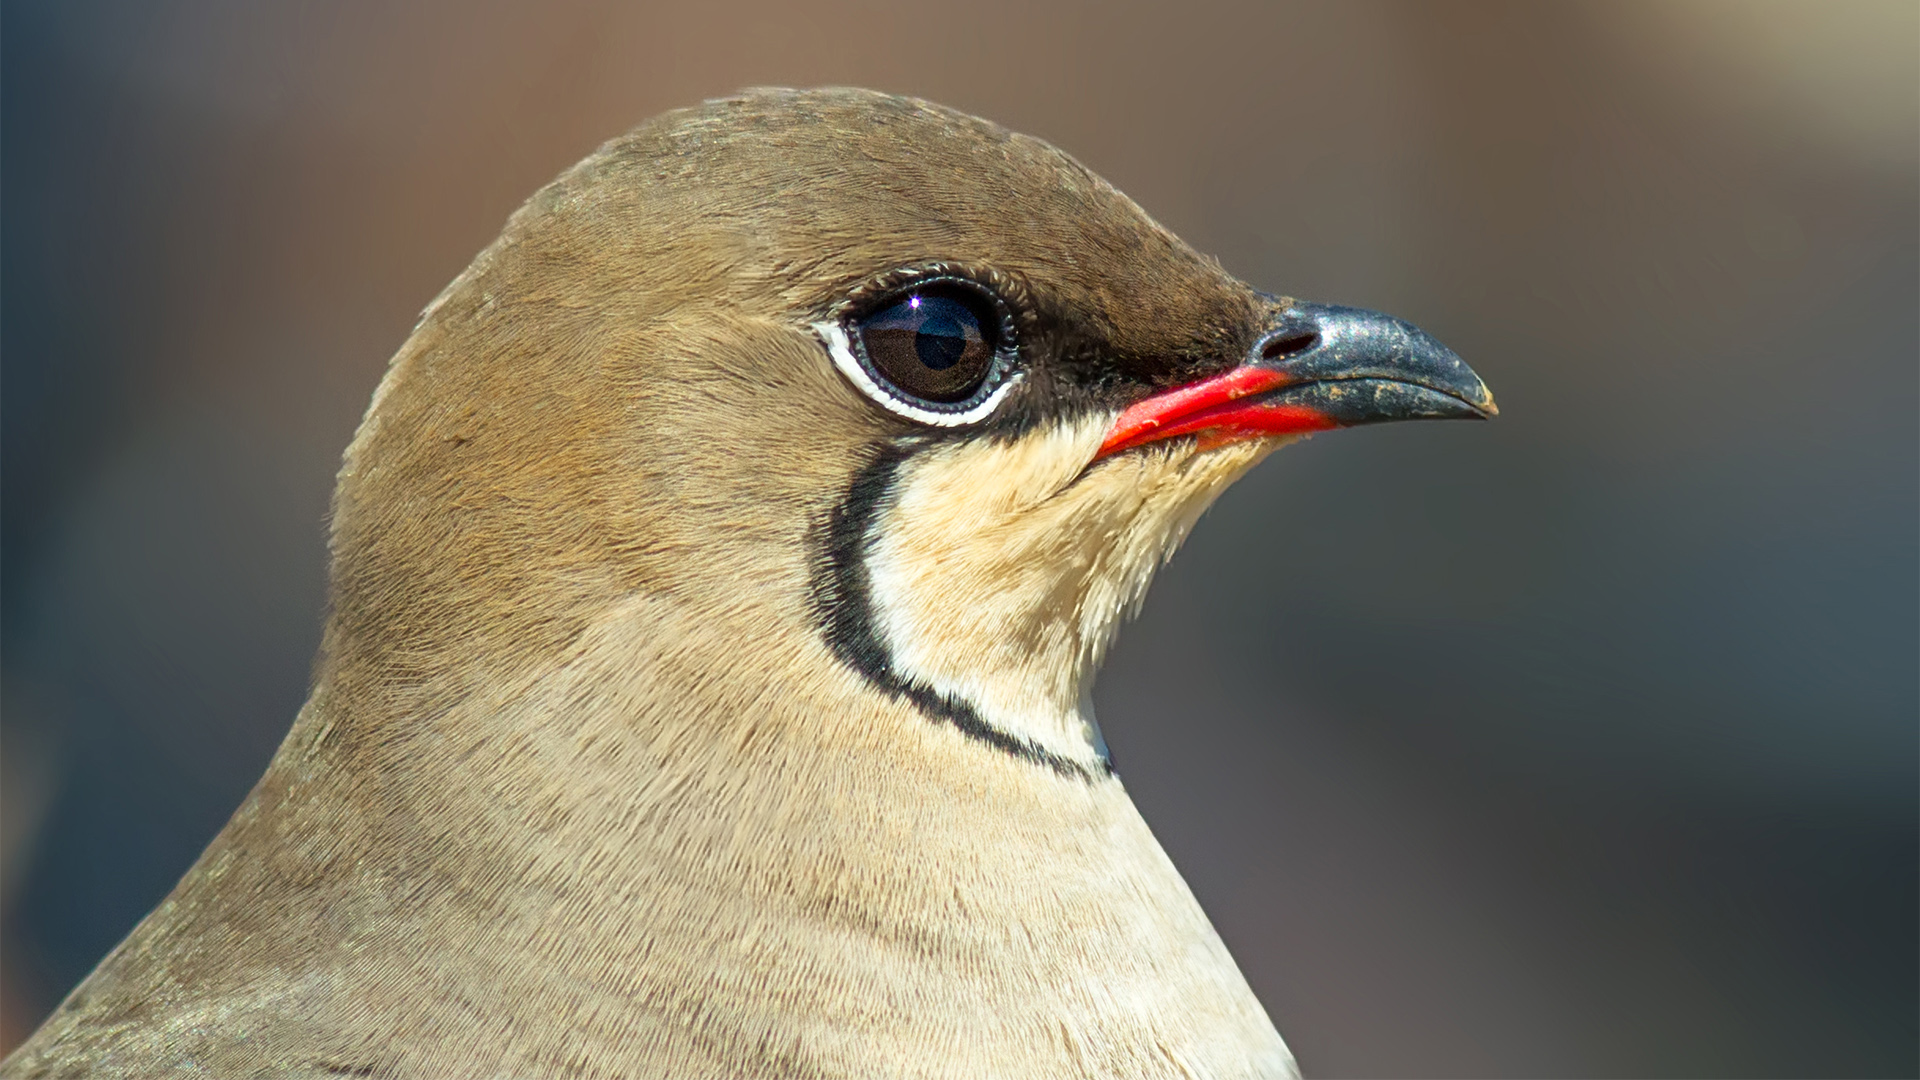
[3,88,1493,1079]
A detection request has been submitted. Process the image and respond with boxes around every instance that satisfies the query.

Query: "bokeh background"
[3,1,1914,1075]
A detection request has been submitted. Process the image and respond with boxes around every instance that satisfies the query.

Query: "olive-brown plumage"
[3,88,1491,1079]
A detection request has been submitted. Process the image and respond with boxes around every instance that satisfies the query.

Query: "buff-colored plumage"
[4,89,1310,1077]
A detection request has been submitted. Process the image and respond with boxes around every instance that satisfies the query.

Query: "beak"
[1096,302,1496,458]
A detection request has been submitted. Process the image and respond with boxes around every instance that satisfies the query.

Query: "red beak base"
[1095,366,1337,459]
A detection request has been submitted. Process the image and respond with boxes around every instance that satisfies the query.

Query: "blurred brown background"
[2,1,1914,1075]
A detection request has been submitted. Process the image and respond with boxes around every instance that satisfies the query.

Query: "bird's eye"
[853,289,998,404]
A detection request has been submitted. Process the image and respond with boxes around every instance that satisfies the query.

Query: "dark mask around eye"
[855,288,998,403]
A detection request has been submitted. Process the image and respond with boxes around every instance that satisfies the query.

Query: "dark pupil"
[915,312,966,369]
[855,290,996,404]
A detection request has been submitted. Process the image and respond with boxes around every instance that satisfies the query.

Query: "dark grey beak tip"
[1252,301,1498,423]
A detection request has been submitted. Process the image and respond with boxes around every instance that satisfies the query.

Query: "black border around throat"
[807,439,1112,781]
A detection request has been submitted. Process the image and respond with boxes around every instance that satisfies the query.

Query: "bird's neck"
[81,580,1287,1074]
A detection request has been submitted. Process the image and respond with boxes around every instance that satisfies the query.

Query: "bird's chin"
[1186,427,1313,457]
[1087,425,1299,474]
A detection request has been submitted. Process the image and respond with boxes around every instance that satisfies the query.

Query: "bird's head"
[324,88,1492,781]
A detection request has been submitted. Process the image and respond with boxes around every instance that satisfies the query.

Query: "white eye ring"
[813,320,1021,428]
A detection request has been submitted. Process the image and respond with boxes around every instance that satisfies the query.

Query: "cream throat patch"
[811,415,1282,777]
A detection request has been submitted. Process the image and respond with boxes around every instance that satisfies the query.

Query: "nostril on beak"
[1259,329,1320,362]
